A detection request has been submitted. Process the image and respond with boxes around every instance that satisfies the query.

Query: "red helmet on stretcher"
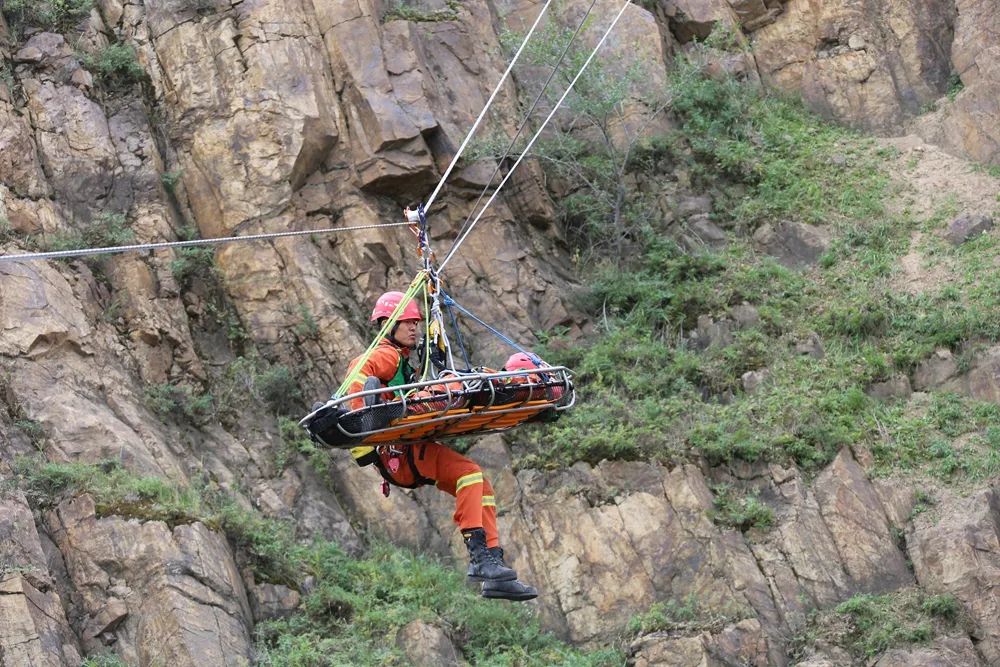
[371,291,422,322]
[503,352,540,371]
[503,352,562,399]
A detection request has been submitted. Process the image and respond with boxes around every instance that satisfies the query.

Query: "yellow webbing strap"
[334,272,429,398]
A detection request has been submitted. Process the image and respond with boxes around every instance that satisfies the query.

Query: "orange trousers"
[378,442,499,548]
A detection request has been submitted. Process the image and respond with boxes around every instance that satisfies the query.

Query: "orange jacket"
[345,338,411,410]
[347,338,410,466]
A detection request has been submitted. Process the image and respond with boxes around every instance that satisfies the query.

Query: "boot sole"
[482,587,538,602]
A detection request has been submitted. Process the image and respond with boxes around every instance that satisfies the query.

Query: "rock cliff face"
[2,0,1000,664]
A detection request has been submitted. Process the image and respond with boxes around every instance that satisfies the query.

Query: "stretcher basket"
[299,367,575,448]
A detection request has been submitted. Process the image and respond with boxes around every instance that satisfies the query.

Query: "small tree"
[490,17,670,259]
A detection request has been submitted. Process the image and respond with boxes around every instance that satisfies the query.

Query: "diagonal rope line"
[422,0,556,212]
[438,0,633,274]
[450,0,599,248]
[442,292,534,357]
[0,222,412,263]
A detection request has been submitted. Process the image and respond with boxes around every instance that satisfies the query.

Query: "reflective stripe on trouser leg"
[480,477,499,548]
[454,471,484,537]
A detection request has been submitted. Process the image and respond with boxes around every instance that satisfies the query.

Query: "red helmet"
[370,291,421,323]
[504,352,541,371]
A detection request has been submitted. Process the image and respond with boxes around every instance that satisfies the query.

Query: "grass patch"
[628,594,748,636]
[256,540,622,667]
[868,392,1000,482]
[792,590,965,660]
[510,41,1000,481]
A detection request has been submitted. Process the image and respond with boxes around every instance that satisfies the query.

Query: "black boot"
[467,546,517,582]
[482,578,538,602]
[464,529,516,582]
[363,376,383,406]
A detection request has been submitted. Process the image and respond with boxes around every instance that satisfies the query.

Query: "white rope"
[0,222,412,263]
[422,0,556,212]
[438,0,633,274]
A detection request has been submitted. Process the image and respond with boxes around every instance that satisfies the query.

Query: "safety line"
[438,0,633,274]
[442,293,534,358]
[451,0,599,248]
[0,222,412,263]
[422,0,555,213]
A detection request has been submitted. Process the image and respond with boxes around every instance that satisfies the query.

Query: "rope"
[438,0,634,274]
[422,0,556,212]
[445,300,472,369]
[0,222,413,263]
[441,293,535,358]
[451,0,599,248]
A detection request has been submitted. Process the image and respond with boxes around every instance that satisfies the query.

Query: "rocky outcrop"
[46,494,253,665]
[411,442,932,664]
[751,0,955,132]
[0,493,81,666]
[909,488,1000,663]
[629,618,771,666]
[913,0,1000,164]
[395,619,463,667]
[874,637,985,666]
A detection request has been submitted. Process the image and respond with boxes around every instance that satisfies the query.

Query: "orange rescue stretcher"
[299,367,575,448]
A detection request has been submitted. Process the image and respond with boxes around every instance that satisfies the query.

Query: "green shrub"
[81,42,146,91]
[0,216,16,242]
[40,212,134,256]
[14,418,45,448]
[710,485,774,531]
[293,304,320,339]
[161,169,183,193]
[276,416,330,474]
[171,246,217,289]
[144,382,213,423]
[212,355,304,419]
